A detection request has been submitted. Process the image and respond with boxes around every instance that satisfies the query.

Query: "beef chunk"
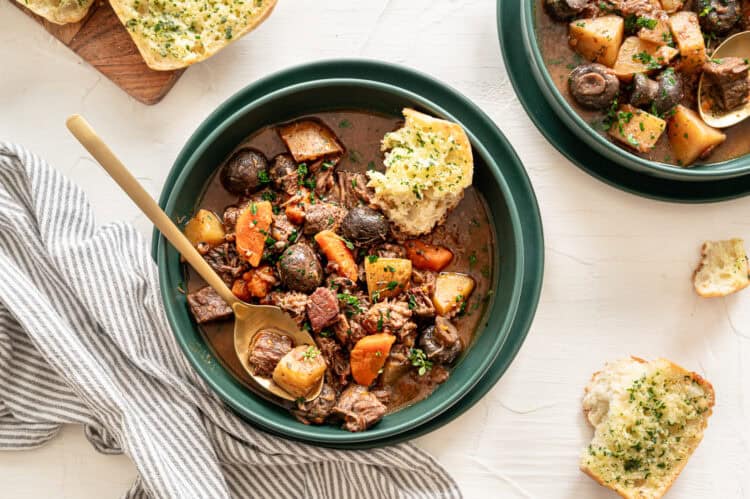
[303,202,347,236]
[362,301,417,345]
[270,211,297,246]
[309,157,340,197]
[703,57,750,112]
[326,275,358,293]
[223,206,241,234]
[332,385,386,432]
[406,287,436,319]
[315,336,350,390]
[204,242,246,285]
[187,287,233,324]
[247,331,293,377]
[333,171,371,208]
[333,313,368,346]
[373,243,407,259]
[314,168,335,196]
[292,383,337,425]
[260,291,308,326]
[306,287,340,332]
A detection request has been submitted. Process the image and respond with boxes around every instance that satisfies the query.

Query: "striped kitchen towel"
[0,142,462,499]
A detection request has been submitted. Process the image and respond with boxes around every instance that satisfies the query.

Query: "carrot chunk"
[350,333,396,386]
[235,201,273,267]
[405,240,454,272]
[314,230,359,282]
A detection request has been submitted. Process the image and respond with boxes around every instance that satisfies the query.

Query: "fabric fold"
[0,142,462,499]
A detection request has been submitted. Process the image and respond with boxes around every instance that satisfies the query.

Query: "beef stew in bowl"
[535,0,750,168]
[183,109,496,433]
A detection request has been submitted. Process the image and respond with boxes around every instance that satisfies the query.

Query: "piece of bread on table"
[580,357,714,499]
[16,0,94,24]
[693,238,749,297]
[367,108,473,236]
[110,0,277,70]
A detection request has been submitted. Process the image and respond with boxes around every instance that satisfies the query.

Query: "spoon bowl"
[698,31,750,129]
[66,114,323,403]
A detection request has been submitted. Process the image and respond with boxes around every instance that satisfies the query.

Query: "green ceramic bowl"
[521,1,750,181]
[156,60,542,445]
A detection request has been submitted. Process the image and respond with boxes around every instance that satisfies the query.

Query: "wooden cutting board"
[11,0,184,105]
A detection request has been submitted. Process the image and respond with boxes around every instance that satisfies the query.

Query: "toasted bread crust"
[110,0,277,71]
[581,357,714,499]
[693,239,750,298]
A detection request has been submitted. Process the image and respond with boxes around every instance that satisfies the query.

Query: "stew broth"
[185,110,496,416]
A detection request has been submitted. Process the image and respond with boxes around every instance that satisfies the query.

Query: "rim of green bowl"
[521,1,750,180]
[157,64,530,444]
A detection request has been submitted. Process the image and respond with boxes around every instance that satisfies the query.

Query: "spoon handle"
[66,114,239,307]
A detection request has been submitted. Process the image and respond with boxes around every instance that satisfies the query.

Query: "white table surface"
[1,0,748,497]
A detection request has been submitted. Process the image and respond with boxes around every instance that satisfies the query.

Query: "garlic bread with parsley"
[367,108,473,236]
[581,357,714,499]
[113,0,276,70]
[17,0,94,25]
[693,238,749,298]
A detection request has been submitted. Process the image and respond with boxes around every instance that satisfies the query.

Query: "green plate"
[498,0,750,202]
[153,60,544,448]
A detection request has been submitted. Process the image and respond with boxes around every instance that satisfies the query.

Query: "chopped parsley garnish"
[337,293,362,313]
[408,348,433,376]
[386,280,399,291]
[303,346,319,360]
[367,255,379,263]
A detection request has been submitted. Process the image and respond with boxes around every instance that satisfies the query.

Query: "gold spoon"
[66,115,323,403]
[698,31,750,128]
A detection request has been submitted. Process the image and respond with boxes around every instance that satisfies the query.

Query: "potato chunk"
[184,209,225,248]
[613,37,678,81]
[667,105,726,166]
[569,16,625,68]
[272,345,327,399]
[365,257,412,301]
[660,0,684,13]
[608,104,666,153]
[277,120,344,163]
[432,272,475,316]
[669,12,706,73]
[637,18,672,46]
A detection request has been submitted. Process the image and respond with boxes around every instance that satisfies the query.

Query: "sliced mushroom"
[654,68,683,115]
[568,63,620,110]
[694,0,740,34]
[630,73,659,108]
[545,0,588,20]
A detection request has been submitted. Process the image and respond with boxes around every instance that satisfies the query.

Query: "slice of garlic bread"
[367,108,473,236]
[111,0,277,70]
[17,0,94,25]
[693,238,749,298]
[581,357,714,499]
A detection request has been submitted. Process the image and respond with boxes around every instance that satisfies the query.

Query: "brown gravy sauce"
[185,110,496,414]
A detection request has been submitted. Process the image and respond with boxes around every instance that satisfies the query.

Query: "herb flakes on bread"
[581,357,714,499]
[367,108,473,237]
[17,0,94,25]
[112,0,277,70]
[693,238,749,298]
